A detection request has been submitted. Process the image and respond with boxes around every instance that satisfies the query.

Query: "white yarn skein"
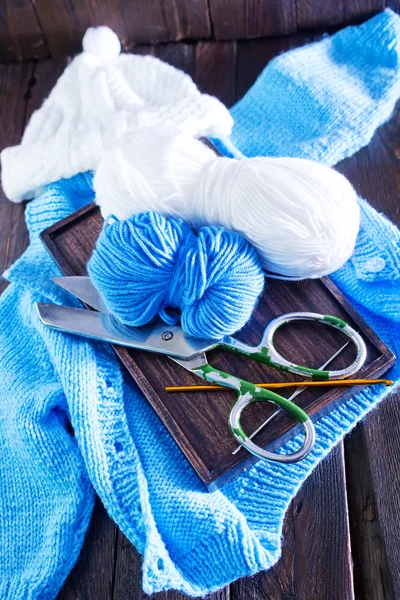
[95,128,216,219]
[94,127,360,279]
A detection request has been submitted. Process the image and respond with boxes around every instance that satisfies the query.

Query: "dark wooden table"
[1,31,399,600]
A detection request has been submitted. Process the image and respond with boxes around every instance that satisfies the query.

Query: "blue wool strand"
[87,211,265,339]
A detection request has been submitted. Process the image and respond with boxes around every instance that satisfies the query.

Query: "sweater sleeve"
[228,9,400,166]
[0,283,94,600]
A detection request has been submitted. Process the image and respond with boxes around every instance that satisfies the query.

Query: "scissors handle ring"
[262,312,367,380]
[195,363,316,463]
[229,389,316,463]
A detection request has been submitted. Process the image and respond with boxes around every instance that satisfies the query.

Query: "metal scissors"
[35,276,367,464]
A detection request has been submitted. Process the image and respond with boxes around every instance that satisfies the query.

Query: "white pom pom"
[94,126,360,279]
[83,26,121,60]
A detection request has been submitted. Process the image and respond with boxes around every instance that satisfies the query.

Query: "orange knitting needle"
[165,378,393,393]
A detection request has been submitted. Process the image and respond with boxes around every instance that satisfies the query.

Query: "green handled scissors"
[171,311,367,462]
[36,277,368,463]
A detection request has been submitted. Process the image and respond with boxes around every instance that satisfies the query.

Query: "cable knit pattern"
[1,10,400,598]
[0,28,233,203]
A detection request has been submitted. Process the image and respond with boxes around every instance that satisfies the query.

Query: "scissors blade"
[52,276,110,313]
[36,302,217,359]
[169,353,209,371]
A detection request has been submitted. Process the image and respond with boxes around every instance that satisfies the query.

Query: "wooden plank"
[0,62,34,180]
[0,62,33,293]
[236,33,324,102]
[132,45,155,57]
[112,529,231,599]
[231,445,354,599]
[387,0,400,11]
[2,0,210,58]
[343,0,385,20]
[337,100,400,600]
[297,0,345,29]
[27,0,89,57]
[195,41,236,107]
[58,498,117,599]
[296,0,384,29]
[0,202,29,294]
[0,0,48,61]
[209,0,297,40]
[32,0,210,56]
[0,58,67,295]
[344,408,399,600]
[0,0,393,62]
[33,0,169,57]
[25,57,68,121]
[119,0,170,46]
[161,0,211,40]
[153,42,195,76]
[112,530,143,600]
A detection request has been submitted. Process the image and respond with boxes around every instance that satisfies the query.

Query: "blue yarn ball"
[87,211,265,339]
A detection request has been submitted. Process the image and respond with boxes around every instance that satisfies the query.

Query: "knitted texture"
[87,211,265,338]
[227,9,400,162]
[1,9,400,598]
[0,27,233,203]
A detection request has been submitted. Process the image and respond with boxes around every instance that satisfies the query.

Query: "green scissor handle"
[194,364,315,463]
[184,312,366,462]
[221,312,367,381]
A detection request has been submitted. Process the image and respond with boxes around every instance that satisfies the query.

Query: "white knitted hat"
[1,27,233,202]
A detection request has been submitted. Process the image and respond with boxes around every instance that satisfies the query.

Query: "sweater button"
[364,257,386,273]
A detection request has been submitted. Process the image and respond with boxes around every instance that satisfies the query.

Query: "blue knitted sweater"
[1,9,400,598]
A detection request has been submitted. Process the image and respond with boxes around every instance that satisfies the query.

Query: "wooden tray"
[41,203,396,490]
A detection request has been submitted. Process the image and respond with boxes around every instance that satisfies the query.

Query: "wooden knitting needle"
[165,378,392,393]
